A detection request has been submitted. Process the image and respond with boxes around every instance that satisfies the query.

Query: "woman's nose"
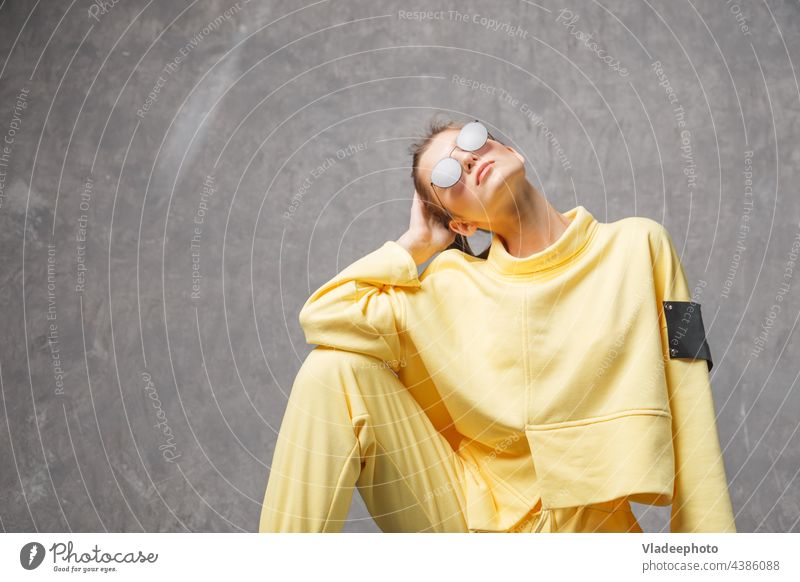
[455,150,478,172]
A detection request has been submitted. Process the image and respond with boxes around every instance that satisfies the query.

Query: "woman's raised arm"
[298,191,455,370]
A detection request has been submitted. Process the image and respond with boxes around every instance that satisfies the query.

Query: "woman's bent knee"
[287,347,407,407]
[298,347,403,382]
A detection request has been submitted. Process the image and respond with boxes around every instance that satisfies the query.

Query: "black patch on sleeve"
[663,300,713,372]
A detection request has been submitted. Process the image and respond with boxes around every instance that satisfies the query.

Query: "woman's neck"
[492,180,570,259]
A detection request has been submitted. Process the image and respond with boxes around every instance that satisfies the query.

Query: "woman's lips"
[476,161,494,186]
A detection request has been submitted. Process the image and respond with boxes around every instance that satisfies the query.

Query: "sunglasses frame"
[429,120,496,219]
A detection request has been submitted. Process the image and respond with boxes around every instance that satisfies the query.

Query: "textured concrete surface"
[0,0,798,533]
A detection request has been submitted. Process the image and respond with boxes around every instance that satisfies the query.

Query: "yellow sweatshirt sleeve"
[652,225,737,532]
[298,240,421,370]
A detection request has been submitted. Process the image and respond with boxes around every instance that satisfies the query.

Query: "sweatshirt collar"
[485,205,598,276]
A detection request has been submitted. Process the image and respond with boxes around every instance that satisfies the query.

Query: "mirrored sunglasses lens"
[457,121,489,151]
[431,157,462,188]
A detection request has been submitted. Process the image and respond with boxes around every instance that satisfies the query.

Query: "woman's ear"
[449,219,478,237]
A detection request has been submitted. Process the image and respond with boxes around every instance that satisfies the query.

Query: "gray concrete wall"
[0,0,798,532]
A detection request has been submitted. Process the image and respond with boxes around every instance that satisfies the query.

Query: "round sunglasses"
[429,120,495,216]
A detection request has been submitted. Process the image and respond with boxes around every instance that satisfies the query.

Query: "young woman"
[259,117,736,533]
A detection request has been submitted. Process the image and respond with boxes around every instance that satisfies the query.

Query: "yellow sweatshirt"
[298,204,737,533]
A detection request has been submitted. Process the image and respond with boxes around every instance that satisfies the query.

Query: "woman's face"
[419,127,526,233]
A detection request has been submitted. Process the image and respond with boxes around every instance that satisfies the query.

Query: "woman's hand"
[396,190,457,265]
[408,189,457,251]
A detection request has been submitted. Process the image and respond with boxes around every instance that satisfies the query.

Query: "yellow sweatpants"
[259,347,643,533]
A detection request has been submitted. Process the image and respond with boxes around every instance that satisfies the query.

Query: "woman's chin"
[477,187,504,220]
[480,170,506,203]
